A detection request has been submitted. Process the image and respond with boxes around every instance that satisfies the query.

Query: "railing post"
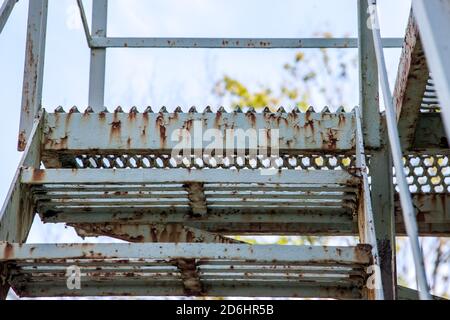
[358,0,380,148]
[354,107,385,300]
[88,0,108,111]
[358,0,396,300]
[370,135,397,300]
[18,0,48,151]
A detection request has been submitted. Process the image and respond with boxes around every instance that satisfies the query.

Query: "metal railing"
[2,0,437,300]
[0,0,17,34]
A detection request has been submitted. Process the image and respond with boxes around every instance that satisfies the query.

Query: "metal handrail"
[0,0,17,34]
[366,0,430,300]
[75,0,403,50]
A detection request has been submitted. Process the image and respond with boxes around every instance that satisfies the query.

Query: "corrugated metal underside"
[23,168,361,236]
[1,243,371,299]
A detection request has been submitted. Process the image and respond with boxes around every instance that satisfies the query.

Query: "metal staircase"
[1,0,449,300]
[1,105,382,299]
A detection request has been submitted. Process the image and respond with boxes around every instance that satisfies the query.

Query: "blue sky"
[5,0,443,298]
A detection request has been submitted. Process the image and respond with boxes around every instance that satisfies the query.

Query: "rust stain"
[150,227,158,242]
[183,119,194,132]
[246,112,256,128]
[32,169,46,182]
[128,108,137,121]
[156,114,167,147]
[3,243,14,260]
[142,111,149,121]
[45,135,68,150]
[355,244,372,265]
[338,113,346,127]
[325,129,338,150]
[18,130,27,151]
[110,119,122,143]
[185,230,195,243]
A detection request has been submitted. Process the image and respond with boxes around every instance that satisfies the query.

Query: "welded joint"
[173,259,204,296]
[184,182,208,216]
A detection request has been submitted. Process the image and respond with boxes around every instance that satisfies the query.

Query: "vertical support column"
[358,1,395,299]
[358,0,380,148]
[18,0,48,151]
[88,0,108,111]
[370,137,397,300]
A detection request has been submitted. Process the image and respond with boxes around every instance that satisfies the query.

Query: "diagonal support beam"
[0,0,17,34]
[394,10,429,149]
[412,0,450,141]
[72,223,242,244]
[0,113,43,299]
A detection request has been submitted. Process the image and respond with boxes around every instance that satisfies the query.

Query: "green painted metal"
[1,0,449,300]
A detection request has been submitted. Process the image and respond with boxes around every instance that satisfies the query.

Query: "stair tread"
[1,243,371,298]
[22,168,361,230]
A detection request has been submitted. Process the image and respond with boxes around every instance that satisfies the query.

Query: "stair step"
[41,110,356,168]
[21,168,361,233]
[0,243,372,299]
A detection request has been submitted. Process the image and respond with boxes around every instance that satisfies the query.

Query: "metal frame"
[18,0,48,151]
[367,0,430,300]
[354,106,384,299]
[16,0,405,147]
[358,0,380,148]
[88,0,107,110]
[0,242,373,298]
[2,0,449,300]
[89,37,403,49]
[0,112,43,299]
[358,0,397,299]
[412,0,450,141]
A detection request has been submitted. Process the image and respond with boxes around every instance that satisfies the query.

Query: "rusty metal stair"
[1,242,373,299]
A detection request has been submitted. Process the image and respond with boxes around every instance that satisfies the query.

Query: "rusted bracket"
[174,258,204,296]
[72,223,243,244]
